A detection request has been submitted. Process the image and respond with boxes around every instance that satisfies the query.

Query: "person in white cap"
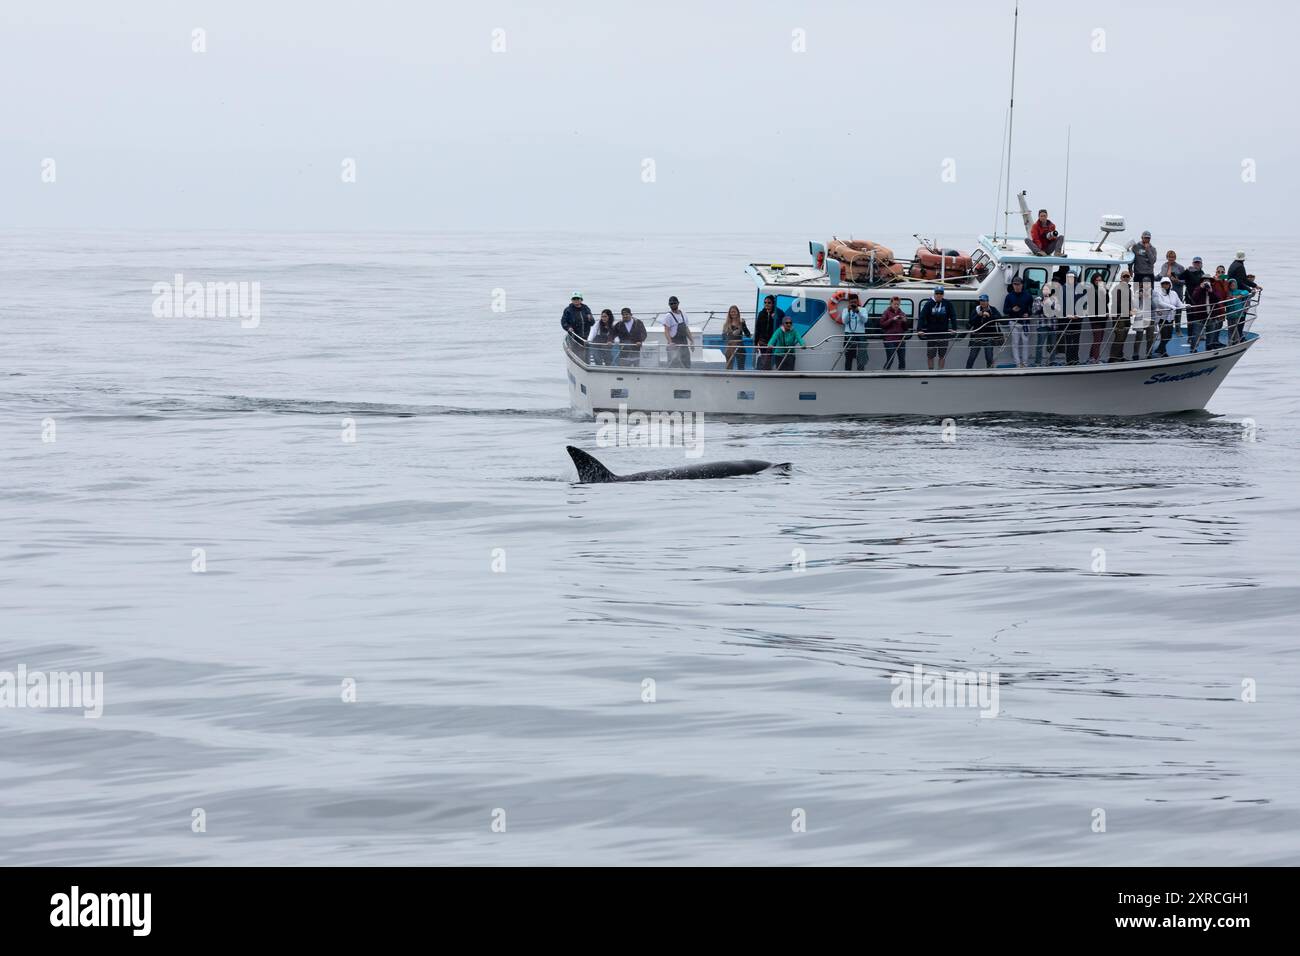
[1228,251,1259,291]
[1151,276,1185,357]
[1129,231,1159,317]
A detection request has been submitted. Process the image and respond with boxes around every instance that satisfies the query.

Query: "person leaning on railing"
[880,296,909,370]
[561,292,594,346]
[662,295,694,368]
[917,287,956,370]
[767,314,806,371]
[1108,271,1134,363]
[1151,276,1185,357]
[1226,281,1251,345]
[1084,272,1110,364]
[964,295,1002,369]
[611,307,647,366]
[588,309,615,366]
[840,294,869,371]
[1187,277,1214,353]
[753,295,784,371]
[722,305,752,371]
[1003,276,1034,368]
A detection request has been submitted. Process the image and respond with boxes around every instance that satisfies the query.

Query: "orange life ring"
[827,290,855,325]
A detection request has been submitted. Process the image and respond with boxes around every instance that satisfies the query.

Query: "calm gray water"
[2,231,1297,865]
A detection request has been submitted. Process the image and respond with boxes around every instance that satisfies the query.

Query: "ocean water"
[1,230,1297,865]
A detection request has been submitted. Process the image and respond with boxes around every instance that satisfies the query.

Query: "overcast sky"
[3,0,1297,236]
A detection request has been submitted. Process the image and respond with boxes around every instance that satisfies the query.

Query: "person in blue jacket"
[561,293,594,342]
[1003,277,1035,368]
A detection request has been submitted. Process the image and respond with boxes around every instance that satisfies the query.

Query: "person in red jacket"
[1027,209,1065,257]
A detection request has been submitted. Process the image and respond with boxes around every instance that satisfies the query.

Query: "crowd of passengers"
[560,235,1261,371]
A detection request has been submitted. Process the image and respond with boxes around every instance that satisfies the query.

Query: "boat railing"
[565,290,1261,372]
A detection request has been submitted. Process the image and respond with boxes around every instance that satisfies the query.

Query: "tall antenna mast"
[1062,124,1072,237]
[1002,0,1020,241]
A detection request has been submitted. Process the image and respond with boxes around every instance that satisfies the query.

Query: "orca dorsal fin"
[566,446,618,483]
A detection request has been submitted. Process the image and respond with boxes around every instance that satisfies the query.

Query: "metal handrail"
[567,294,1260,371]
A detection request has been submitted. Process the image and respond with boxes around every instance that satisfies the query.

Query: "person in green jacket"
[767,315,806,371]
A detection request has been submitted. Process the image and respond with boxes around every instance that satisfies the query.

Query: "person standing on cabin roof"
[841,294,869,371]
[753,295,784,371]
[1027,209,1065,256]
[965,294,1002,369]
[1004,276,1034,368]
[662,295,693,368]
[1129,230,1158,319]
[611,307,647,366]
[917,287,956,370]
[767,314,806,371]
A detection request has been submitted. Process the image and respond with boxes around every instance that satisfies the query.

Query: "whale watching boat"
[563,3,1260,418]
[563,212,1261,417]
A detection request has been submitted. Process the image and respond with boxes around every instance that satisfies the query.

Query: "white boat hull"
[566,338,1254,417]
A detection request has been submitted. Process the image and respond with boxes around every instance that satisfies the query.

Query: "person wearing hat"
[661,295,694,368]
[1228,251,1259,292]
[917,287,956,370]
[1003,276,1035,368]
[1129,231,1159,318]
[1180,256,1208,346]
[965,293,1003,369]
[1151,275,1185,357]
[561,292,594,345]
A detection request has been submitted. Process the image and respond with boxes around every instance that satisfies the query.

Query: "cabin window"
[798,392,817,401]
[865,298,914,319]
[673,389,691,399]
[737,390,755,400]
[1083,266,1111,284]
[1021,267,1048,296]
[580,384,587,394]
[949,300,977,327]
[610,388,628,399]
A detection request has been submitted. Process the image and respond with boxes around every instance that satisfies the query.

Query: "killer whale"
[567,446,791,483]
